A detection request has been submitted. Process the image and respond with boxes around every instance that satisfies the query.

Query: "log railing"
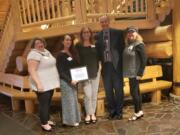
[18,0,76,28]
[15,0,161,31]
[84,0,147,22]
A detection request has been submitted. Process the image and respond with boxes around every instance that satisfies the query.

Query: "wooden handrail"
[0,6,16,72]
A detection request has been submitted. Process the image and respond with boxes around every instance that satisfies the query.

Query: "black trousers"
[102,62,124,115]
[129,78,142,113]
[36,90,54,125]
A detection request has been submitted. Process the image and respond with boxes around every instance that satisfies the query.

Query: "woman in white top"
[27,37,60,132]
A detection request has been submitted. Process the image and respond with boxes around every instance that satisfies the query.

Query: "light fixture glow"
[41,24,49,30]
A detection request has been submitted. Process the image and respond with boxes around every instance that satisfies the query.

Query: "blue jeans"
[102,62,124,115]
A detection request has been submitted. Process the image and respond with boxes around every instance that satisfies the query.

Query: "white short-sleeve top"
[27,49,60,91]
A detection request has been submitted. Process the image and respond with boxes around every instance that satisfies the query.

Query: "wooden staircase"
[0,0,173,73]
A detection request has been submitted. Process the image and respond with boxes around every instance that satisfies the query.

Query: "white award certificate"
[70,66,88,81]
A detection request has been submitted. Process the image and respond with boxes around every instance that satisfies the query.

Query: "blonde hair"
[125,32,143,45]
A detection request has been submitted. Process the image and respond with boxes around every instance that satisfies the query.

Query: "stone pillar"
[173,0,180,95]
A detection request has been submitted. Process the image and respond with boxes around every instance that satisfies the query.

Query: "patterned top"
[123,41,147,78]
[27,49,60,91]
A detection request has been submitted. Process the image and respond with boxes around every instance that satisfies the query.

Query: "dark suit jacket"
[95,28,125,73]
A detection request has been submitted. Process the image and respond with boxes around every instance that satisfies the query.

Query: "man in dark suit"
[95,15,124,119]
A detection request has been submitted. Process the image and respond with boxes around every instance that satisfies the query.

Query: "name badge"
[91,45,95,48]
[67,57,73,61]
[128,46,134,51]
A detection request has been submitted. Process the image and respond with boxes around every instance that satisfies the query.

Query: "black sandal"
[85,119,91,124]
[85,117,91,124]
[91,115,97,123]
[91,118,97,123]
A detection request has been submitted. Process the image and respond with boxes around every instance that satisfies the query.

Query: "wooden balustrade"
[15,0,159,31]
[18,0,75,27]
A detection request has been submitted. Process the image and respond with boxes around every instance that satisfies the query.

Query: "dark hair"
[60,34,80,63]
[28,37,47,48]
[79,27,93,44]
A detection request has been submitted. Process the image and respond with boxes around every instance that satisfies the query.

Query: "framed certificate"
[70,66,89,81]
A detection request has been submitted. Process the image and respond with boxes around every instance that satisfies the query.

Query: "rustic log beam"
[145,41,172,58]
[140,25,172,43]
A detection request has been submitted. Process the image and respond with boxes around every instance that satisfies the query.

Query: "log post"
[173,0,180,95]
[25,100,35,113]
[11,99,21,111]
[151,90,161,104]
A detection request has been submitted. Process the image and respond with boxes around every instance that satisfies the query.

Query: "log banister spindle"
[30,0,36,22]
[51,0,56,18]
[40,0,46,20]
[46,0,51,19]
[25,0,32,23]
[35,0,41,21]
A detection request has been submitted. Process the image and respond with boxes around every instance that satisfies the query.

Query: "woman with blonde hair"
[123,26,147,121]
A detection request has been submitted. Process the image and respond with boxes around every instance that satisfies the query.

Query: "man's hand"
[136,76,141,80]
